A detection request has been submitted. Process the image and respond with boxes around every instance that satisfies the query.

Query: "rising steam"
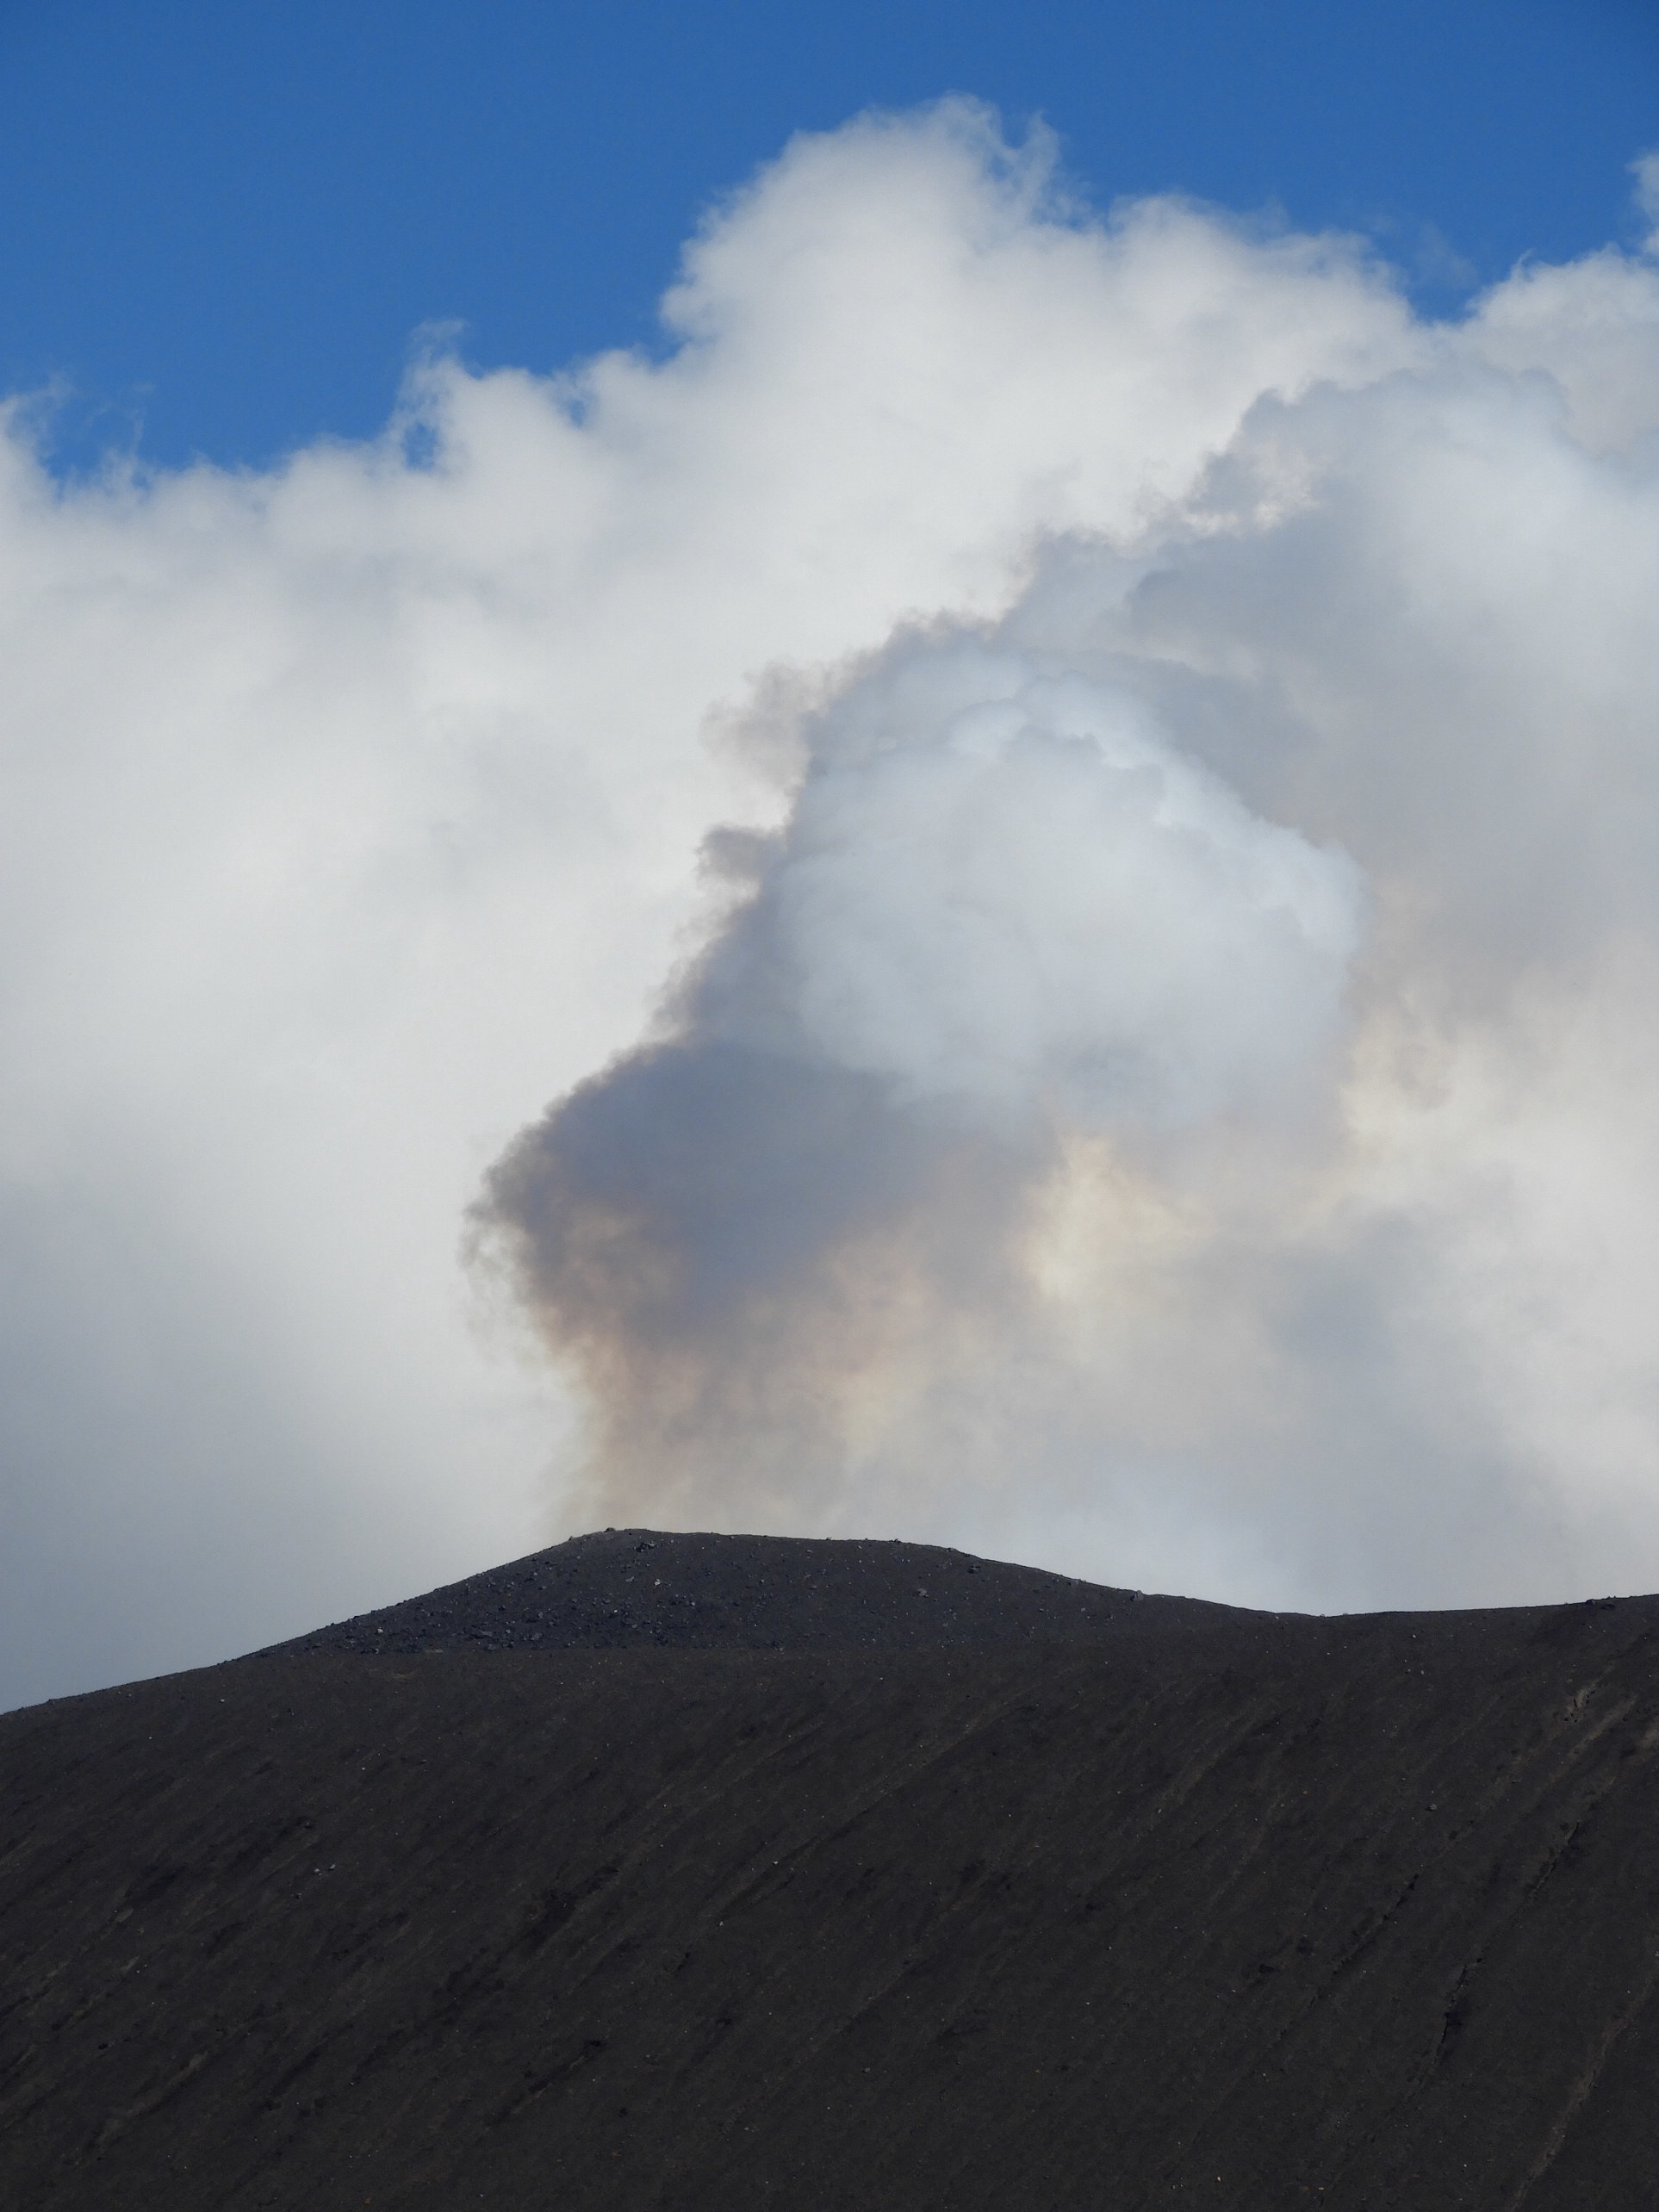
[477,177,1659,1606]
[475,650,1364,1531]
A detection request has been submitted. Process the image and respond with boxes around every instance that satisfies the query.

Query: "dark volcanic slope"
[3,1541,1658,2212]
[266,1527,1238,1654]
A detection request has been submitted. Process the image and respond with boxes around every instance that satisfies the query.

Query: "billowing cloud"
[475,648,1364,1538]
[693,656,1364,1134]
[4,101,1658,1704]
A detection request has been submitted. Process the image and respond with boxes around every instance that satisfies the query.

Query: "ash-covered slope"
[2,1537,1657,2212]
[266,1527,1239,1656]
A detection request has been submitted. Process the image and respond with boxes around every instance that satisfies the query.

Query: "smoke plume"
[476,649,1364,1531]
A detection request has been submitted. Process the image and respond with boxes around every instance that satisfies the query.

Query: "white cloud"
[696,651,1363,1131]
[1633,149,1659,248]
[3,99,1657,1702]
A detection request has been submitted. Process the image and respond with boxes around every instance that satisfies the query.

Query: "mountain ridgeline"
[264,1527,1238,1655]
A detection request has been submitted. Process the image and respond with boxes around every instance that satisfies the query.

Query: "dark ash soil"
[2,1532,1656,2209]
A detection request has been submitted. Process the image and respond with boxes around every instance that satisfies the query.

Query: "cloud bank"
[4,103,1659,1702]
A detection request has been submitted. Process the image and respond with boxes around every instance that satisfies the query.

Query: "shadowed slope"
[2,1540,1657,2210]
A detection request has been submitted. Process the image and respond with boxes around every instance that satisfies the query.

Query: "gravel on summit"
[264,1526,1241,1656]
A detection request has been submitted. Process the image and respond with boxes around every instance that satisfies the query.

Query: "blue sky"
[3,0,1656,471]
